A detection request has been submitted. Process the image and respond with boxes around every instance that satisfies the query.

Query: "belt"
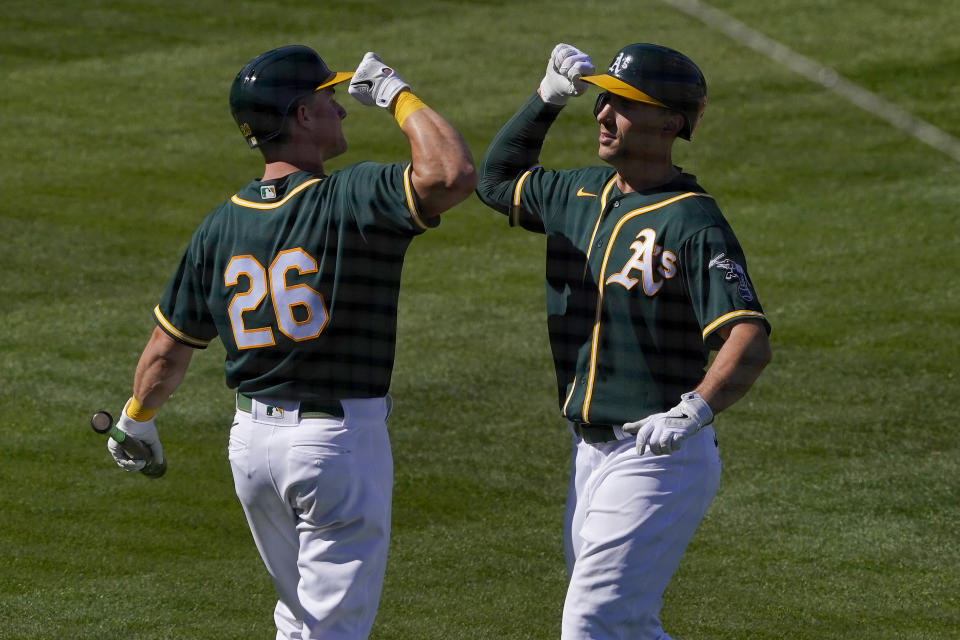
[572,422,625,444]
[236,393,344,419]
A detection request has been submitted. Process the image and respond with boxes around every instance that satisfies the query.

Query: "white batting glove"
[107,398,164,472]
[623,392,714,456]
[348,52,410,108]
[538,43,595,106]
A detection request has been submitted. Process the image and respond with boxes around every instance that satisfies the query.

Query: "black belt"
[572,422,623,444]
[236,393,344,419]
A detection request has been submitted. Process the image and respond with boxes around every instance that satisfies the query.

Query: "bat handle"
[92,410,167,478]
[141,457,168,478]
[109,426,153,460]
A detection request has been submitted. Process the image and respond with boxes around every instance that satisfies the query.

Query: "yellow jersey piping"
[582,176,620,275]
[154,306,211,348]
[231,178,322,210]
[403,164,430,231]
[563,191,714,421]
[702,310,767,339]
[509,166,539,227]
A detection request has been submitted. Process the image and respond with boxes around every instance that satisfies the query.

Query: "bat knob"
[90,410,114,434]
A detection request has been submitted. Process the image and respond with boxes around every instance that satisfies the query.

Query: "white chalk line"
[660,0,960,163]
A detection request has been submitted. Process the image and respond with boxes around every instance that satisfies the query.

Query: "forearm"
[475,92,563,213]
[132,326,195,411]
[399,98,477,217]
[695,320,772,414]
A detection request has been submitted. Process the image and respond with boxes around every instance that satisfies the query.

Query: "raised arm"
[397,100,477,218]
[476,43,594,213]
[475,95,563,214]
[348,52,476,217]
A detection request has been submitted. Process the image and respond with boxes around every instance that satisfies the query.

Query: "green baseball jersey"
[154,162,435,403]
[477,94,770,424]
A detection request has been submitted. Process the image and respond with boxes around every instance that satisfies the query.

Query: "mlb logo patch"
[260,185,277,200]
[265,406,284,418]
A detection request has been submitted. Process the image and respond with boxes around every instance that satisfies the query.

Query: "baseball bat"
[91,410,167,478]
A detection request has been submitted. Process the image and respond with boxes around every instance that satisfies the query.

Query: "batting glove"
[108,398,164,472]
[538,43,595,106]
[348,52,410,108]
[623,392,714,456]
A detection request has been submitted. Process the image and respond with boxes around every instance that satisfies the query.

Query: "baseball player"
[475,43,772,639]
[105,45,475,639]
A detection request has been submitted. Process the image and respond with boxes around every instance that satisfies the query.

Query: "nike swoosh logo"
[353,80,374,90]
[576,187,597,197]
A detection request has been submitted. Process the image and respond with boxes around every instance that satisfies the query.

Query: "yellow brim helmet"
[581,43,707,140]
[230,45,353,148]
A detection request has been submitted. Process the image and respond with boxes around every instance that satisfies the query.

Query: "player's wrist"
[124,396,157,422]
[537,87,568,107]
[679,391,713,427]
[538,80,570,106]
[348,52,411,110]
[389,90,428,127]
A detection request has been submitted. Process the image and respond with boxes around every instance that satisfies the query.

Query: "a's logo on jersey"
[605,227,677,296]
[709,253,755,302]
[260,185,277,200]
[576,187,598,197]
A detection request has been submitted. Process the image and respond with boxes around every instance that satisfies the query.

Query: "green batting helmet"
[581,43,707,140]
[229,45,353,148]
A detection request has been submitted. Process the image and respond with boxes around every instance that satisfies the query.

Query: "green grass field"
[2,0,958,637]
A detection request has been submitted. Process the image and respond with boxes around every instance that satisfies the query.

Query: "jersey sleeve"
[499,165,577,233]
[334,162,438,234]
[476,93,567,234]
[153,232,218,349]
[680,225,771,350]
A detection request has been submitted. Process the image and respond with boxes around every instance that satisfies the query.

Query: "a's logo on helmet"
[608,52,630,76]
[239,122,252,137]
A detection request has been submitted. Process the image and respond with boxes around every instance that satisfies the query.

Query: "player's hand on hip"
[623,392,714,456]
[107,398,164,472]
[348,52,411,108]
[539,43,595,106]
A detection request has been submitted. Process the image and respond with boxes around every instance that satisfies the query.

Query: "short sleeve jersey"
[502,164,769,424]
[154,162,435,404]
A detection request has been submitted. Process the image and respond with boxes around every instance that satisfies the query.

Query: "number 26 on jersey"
[225,248,329,349]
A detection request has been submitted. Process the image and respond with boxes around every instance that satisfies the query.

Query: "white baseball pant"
[562,424,721,640]
[228,395,393,640]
